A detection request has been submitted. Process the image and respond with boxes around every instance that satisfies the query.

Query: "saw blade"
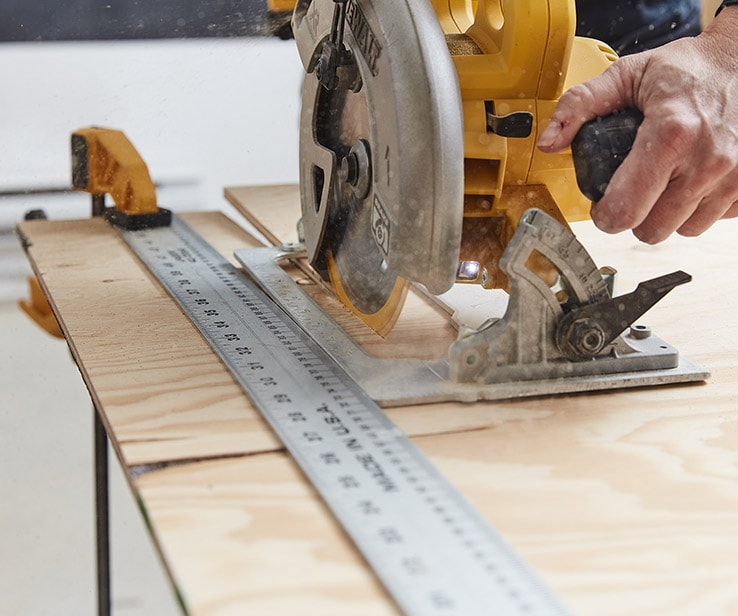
[293,0,465,335]
[317,58,408,334]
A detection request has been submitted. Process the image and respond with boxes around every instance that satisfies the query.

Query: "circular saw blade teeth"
[327,247,409,337]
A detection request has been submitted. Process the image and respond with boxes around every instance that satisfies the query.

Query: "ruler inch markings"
[119,215,573,616]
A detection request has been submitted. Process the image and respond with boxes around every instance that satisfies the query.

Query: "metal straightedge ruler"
[120,215,572,616]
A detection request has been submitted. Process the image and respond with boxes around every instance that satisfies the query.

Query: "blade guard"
[293,0,465,295]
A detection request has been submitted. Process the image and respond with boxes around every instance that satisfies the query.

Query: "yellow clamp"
[71,127,171,229]
[19,276,64,339]
[267,0,296,11]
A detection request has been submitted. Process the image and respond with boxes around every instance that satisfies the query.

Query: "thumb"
[537,56,644,152]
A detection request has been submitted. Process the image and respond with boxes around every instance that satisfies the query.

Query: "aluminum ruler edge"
[119,215,573,616]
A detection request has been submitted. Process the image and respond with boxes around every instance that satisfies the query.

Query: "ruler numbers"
[122,217,572,616]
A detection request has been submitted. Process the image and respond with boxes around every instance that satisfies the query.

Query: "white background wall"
[0,37,304,225]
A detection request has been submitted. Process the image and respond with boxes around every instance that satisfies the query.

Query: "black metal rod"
[91,194,106,217]
[94,408,111,616]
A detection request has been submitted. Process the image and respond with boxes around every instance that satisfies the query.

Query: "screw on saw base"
[629,324,652,340]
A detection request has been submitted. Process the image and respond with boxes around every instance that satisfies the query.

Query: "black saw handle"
[571,107,644,202]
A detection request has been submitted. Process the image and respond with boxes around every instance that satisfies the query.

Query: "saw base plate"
[234,245,709,407]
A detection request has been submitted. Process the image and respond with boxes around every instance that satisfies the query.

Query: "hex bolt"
[573,319,606,354]
[339,151,359,185]
[560,317,607,360]
[339,140,371,199]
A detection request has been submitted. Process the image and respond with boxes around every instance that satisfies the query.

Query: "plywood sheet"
[18,186,738,615]
[18,212,281,467]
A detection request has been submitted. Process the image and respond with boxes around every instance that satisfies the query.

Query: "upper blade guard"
[292,0,465,297]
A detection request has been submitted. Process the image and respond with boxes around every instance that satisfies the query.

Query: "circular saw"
[292,0,616,335]
[292,0,464,335]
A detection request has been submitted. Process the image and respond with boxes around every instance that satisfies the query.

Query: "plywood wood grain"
[18,186,738,615]
[136,453,398,616]
[225,184,301,246]
[18,213,280,467]
[418,419,738,616]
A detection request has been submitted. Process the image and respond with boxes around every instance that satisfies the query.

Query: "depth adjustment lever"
[556,270,692,361]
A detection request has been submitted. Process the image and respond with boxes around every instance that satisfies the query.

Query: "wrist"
[702,2,738,72]
[710,0,738,37]
[716,0,738,16]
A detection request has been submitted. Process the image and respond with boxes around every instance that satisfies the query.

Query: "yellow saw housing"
[432,0,616,288]
[267,0,298,12]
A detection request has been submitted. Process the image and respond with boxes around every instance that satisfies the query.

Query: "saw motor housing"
[434,0,617,290]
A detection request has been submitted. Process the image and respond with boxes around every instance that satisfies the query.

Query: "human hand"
[537,7,738,243]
